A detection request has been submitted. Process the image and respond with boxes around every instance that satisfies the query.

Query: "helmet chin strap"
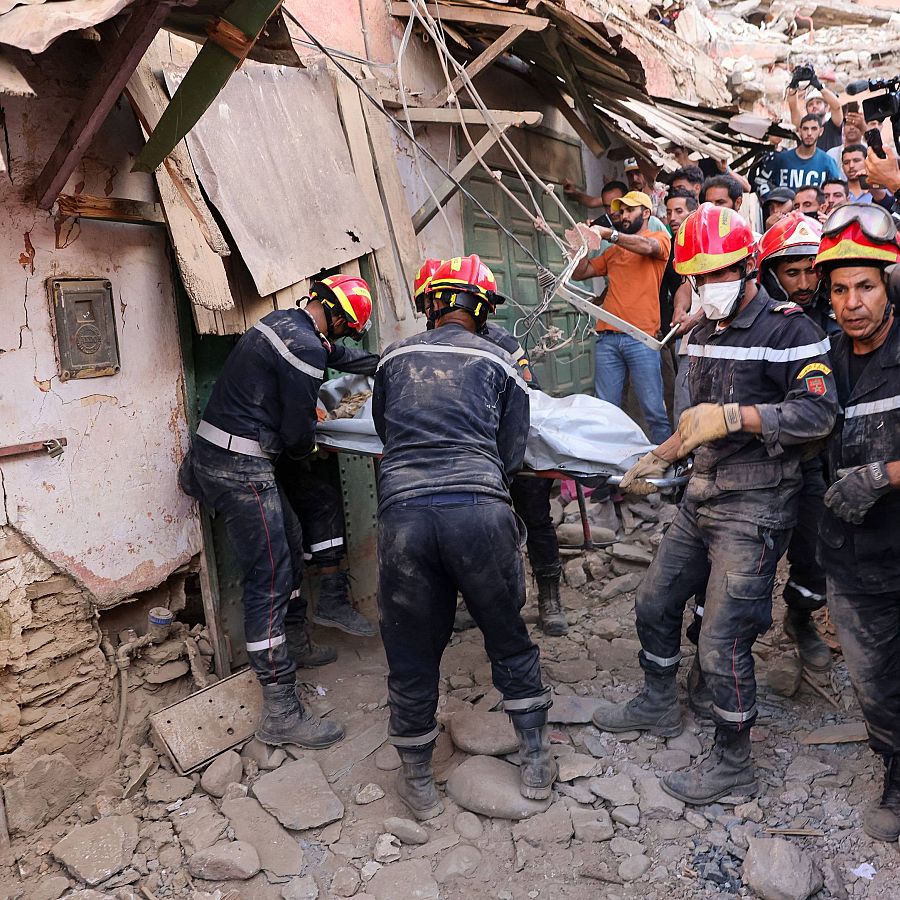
[723,265,757,321]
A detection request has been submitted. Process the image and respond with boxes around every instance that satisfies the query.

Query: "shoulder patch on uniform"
[796,362,832,379]
[772,302,803,315]
[804,376,828,395]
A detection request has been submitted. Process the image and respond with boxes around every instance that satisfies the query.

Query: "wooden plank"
[390,1,548,31]
[33,0,179,209]
[428,23,526,108]
[396,107,542,126]
[57,193,165,226]
[197,513,231,679]
[412,127,507,233]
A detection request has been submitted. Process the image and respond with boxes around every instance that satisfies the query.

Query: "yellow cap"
[611,191,652,212]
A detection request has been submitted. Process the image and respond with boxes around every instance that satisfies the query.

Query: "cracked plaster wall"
[0,43,200,607]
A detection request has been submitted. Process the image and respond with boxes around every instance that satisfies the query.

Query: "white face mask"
[697,280,742,320]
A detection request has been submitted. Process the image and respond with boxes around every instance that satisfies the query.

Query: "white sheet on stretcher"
[315,375,655,476]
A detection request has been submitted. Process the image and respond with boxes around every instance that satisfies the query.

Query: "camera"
[847,76,900,155]
[789,64,817,89]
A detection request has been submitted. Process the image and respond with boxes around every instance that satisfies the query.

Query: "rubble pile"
[3,488,900,899]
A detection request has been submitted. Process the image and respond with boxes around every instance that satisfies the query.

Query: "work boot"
[256,683,344,749]
[686,655,714,722]
[783,607,831,672]
[662,726,757,804]
[537,575,568,637]
[396,745,444,821]
[863,753,900,842]
[312,572,376,637]
[286,624,337,668]
[592,671,682,737]
[510,709,558,800]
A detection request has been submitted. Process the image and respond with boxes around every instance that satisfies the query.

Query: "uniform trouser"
[509,475,560,579]
[636,501,789,731]
[377,493,546,745]
[828,580,900,755]
[188,447,305,685]
[276,457,346,568]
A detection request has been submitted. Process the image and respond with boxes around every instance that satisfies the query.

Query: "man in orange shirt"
[572,191,673,444]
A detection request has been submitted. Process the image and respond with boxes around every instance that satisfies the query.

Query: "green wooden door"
[463,169,594,396]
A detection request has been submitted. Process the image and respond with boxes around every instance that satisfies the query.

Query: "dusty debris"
[5,753,86,834]
[51,815,139,886]
[251,758,343,830]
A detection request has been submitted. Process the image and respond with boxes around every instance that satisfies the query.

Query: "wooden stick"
[764,827,825,837]
[140,885,161,900]
[801,671,841,710]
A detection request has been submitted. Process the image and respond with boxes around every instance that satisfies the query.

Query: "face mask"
[697,280,742,320]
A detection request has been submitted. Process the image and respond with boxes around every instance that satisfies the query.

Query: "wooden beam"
[390,1,548,31]
[412,126,510,233]
[427,23,526,108]
[529,71,606,157]
[57,193,166,226]
[33,0,182,210]
[395,107,542,127]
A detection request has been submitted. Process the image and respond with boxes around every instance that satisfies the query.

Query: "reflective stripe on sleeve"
[643,650,682,667]
[246,634,286,653]
[377,342,528,391]
[843,395,900,419]
[254,321,325,380]
[687,337,830,363]
[713,703,757,723]
[308,537,344,553]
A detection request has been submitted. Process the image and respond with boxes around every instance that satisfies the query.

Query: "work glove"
[809,72,823,90]
[676,403,743,458]
[619,451,671,496]
[824,462,892,525]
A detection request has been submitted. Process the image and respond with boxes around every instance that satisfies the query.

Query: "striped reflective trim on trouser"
[713,703,756,723]
[786,580,824,603]
[644,649,682,667]
[246,634,286,653]
[843,394,900,419]
[389,725,441,748]
[502,686,552,713]
[309,537,344,553]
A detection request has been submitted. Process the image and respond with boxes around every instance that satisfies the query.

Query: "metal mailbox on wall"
[49,278,120,381]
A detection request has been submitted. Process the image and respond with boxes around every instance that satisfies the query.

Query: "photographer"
[787,65,843,152]
[864,120,900,217]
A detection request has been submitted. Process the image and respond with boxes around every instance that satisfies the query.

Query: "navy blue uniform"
[636,289,838,731]
[820,318,900,755]
[180,308,377,684]
[373,323,548,746]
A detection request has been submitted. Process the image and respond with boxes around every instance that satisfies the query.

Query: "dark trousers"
[377,493,545,745]
[636,501,789,731]
[828,580,900,755]
[510,475,560,578]
[185,441,306,685]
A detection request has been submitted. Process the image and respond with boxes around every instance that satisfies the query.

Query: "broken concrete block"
[446,756,550,819]
[145,771,194,803]
[171,795,229,853]
[570,807,614,842]
[448,709,518,756]
[511,801,573,845]
[434,844,482,882]
[252,759,343,831]
[743,837,823,900]
[374,742,401,771]
[618,854,651,882]
[241,737,286,771]
[353,783,385,805]
[200,750,243,798]
[222,796,303,878]
[5,753,86,834]
[28,875,71,900]
[188,841,261,881]
[637,776,685,820]
[373,833,401,863]
[563,558,587,588]
[51,815,139,886]
[610,543,653,565]
[589,772,639,806]
[368,860,439,900]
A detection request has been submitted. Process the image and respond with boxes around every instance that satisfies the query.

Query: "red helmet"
[414,258,444,313]
[310,274,373,336]
[815,203,900,270]
[758,212,821,270]
[674,203,756,277]
[425,254,505,322]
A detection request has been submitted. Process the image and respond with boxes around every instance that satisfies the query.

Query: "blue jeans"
[594,331,672,445]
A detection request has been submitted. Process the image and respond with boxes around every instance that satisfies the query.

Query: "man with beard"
[572,190,672,444]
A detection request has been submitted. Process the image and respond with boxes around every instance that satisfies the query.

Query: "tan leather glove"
[677,403,742,458]
[619,451,671,495]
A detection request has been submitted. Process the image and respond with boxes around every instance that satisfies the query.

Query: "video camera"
[847,76,900,156]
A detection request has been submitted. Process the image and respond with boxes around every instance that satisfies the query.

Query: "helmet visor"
[822,203,897,244]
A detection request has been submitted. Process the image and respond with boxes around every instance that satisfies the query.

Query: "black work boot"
[662,726,757,804]
[286,624,337,668]
[312,572,376,637]
[256,683,344,748]
[510,709,558,800]
[863,753,900,842]
[686,656,714,722]
[396,744,444,821]
[783,607,831,673]
[536,575,568,636]
[592,671,682,737]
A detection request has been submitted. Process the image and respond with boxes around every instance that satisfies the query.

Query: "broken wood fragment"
[396,107,542,127]
[57,194,165,226]
[763,828,826,837]
[800,722,868,745]
[390,1,549,32]
[801,671,841,710]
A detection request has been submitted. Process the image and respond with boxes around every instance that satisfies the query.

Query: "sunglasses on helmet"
[822,203,897,243]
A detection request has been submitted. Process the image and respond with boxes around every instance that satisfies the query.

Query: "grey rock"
[667,730,702,756]
[784,756,835,783]
[171,795,229,853]
[453,811,483,841]
[447,756,550,819]
[511,801,573,845]
[619,854,651,882]
[434,845,482,882]
[563,558,587,588]
[280,875,319,900]
[373,833,401,863]
[241,738,287,771]
[610,837,645,857]
[556,778,595,805]
[589,772,638,806]
[4,753,86,835]
[353,783,385,805]
[592,618,621,640]
[368,860,439,900]
[545,658,597,684]
[188,841,260,881]
[252,759,343,830]
[734,799,764,823]
[221,782,248,802]
[600,573,642,600]
[556,751,602,782]
[766,655,803,697]
[51,815,139,886]
[28,876,70,900]
[609,543,653,566]
[637,776,685,819]
[374,742,401,771]
[611,805,640,827]
[65,893,114,900]
[547,695,602,724]
[570,807,614,842]
[383,817,429,845]
[145,771,195,804]
[448,709,518,756]
[650,749,691,771]
[222,796,303,877]
[743,837,823,900]
[200,751,243,799]
[331,867,360,898]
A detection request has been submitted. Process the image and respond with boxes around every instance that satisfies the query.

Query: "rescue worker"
[374,255,555,820]
[813,203,900,841]
[601,204,837,803]
[414,259,567,636]
[684,213,837,711]
[179,275,377,749]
